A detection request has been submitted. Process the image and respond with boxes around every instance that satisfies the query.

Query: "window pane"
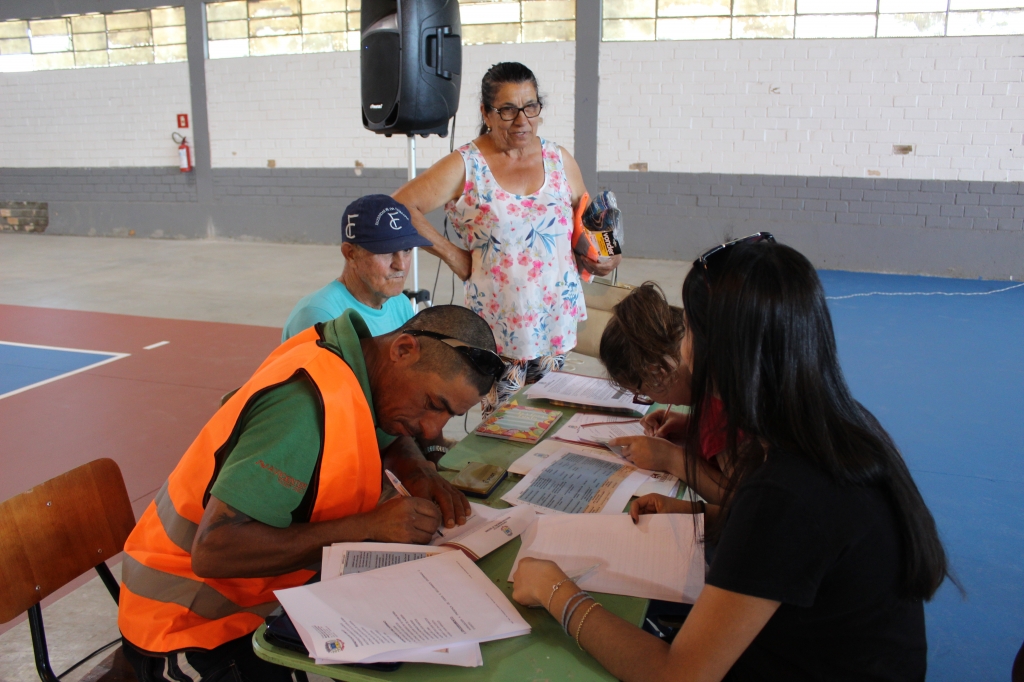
[603,17,656,38]
[795,13,877,35]
[106,12,150,31]
[154,25,187,44]
[0,21,29,39]
[207,2,249,21]
[73,32,107,50]
[208,37,249,57]
[71,15,106,33]
[657,15,730,37]
[209,20,249,39]
[34,52,76,69]
[249,0,301,18]
[303,12,347,33]
[302,30,348,51]
[463,22,521,43]
[109,46,154,65]
[877,12,946,34]
[29,19,70,36]
[879,0,946,11]
[250,16,302,36]
[249,33,303,53]
[523,19,575,41]
[948,9,1024,32]
[75,49,108,66]
[461,3,521,24]
[31,35,72,53]
[658,0,731,17]
[950,0,1024,8]
[0,38,31,54]
[604,0,657,19]
[734,0,796,15]
[733,14,794,36]
[152,7,186,27]
[155,43,188,61]
[302,0,347,13]
[108,29,153,48]
[797,0,877,12]
[523,0,575,21]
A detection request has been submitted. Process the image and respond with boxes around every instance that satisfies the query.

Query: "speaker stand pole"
[407,135,419,291]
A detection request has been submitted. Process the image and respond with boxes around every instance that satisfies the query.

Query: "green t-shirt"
[209,310,395,528]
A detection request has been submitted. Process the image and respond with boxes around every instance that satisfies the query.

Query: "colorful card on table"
[474,405,562,444]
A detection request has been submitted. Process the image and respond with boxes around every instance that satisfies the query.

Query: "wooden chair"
[0,458,137,681]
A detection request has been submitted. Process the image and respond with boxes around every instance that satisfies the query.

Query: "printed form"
[276,551,529,665]
[526,372,650,415]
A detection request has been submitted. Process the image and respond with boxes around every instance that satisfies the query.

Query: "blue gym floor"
[0,341,127,399]
[821,271,1024,680]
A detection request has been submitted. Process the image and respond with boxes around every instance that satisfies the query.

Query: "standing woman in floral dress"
[395,62,620,413]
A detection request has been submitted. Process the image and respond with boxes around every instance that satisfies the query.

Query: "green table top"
[253,390,655,681]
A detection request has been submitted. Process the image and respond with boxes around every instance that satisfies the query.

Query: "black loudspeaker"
[361,0,462,137]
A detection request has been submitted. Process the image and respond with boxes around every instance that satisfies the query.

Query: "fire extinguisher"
[172,132,193,172]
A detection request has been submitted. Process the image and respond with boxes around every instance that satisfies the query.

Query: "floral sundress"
[444,138,586,361]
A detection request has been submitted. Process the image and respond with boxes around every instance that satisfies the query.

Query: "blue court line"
[0,341,129,399]
[820,271,1024,681]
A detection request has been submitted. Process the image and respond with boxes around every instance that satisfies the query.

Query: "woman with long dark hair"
[513,238,953,681]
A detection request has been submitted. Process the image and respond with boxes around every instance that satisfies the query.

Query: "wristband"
[562,594,592,635]
[546,577,572,612]
[575,601,602,650]
[560,590,589,630]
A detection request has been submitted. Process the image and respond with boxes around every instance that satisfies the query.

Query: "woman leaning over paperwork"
[394,61,620,413]
[512,239,955,681]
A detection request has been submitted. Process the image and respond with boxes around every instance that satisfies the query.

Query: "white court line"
[143,340,170,350]
[0,341,130,401]
[826,281,1024,301]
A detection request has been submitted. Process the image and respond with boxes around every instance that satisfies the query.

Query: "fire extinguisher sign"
[177,114,189,128]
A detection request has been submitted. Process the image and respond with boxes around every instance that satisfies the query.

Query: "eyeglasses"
[405,330,507,382]
[632,393,655,406]
[490,102,542,121]
[697,232,775,284]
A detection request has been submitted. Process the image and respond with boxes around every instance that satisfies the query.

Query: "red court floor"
[0,304,281,634]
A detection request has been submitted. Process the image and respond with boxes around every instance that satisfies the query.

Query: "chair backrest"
[574,281,635,358]
[0,458,136,624]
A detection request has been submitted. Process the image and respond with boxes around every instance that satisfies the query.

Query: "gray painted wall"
[5,166,1023,278]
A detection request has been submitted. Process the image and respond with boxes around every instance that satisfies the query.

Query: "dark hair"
[687,241,953,601]
[478,62,543,136]
[397,305,496,394]
[600,283,685,395]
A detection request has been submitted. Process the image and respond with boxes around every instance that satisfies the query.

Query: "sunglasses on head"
[697,232,776,284]
[405,330,507,382]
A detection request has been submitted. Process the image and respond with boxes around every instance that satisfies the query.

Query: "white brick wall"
[599,37,1024,182]
[205,41,575,170]
[0,63,193,168]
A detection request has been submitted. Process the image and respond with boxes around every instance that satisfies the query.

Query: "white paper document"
[276,551,530,665]
[501,446,649,514]
[552,412,647,450]
[508,439,680,498]
[526,372,650,416]
[510,513,705,603]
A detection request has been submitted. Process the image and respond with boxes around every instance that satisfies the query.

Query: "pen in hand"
[384,469,444,537]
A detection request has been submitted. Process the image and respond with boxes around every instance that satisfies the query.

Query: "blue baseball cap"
[341,194,433,254]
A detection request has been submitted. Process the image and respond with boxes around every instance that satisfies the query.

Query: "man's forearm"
[191,497,377,579]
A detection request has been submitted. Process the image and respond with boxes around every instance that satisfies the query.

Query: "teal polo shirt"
[282,280,414,341]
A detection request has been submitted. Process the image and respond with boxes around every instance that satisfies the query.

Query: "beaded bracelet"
[575,601,603,650]
[546,577,573,612]
[562,593,593,634]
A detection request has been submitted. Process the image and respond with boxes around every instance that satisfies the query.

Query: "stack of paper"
[510,513,705,604]
[526,372,650,416]
[321,503,537,578]
[551,412,646,451]
[508,440,680,499]
[276,551,530,667]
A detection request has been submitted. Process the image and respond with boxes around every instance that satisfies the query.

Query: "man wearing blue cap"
[283,194,433,341]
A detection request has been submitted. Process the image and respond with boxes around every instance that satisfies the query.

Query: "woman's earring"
[486,126,491,132]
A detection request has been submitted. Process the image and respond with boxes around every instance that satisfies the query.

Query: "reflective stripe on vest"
[119,328,382,653]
